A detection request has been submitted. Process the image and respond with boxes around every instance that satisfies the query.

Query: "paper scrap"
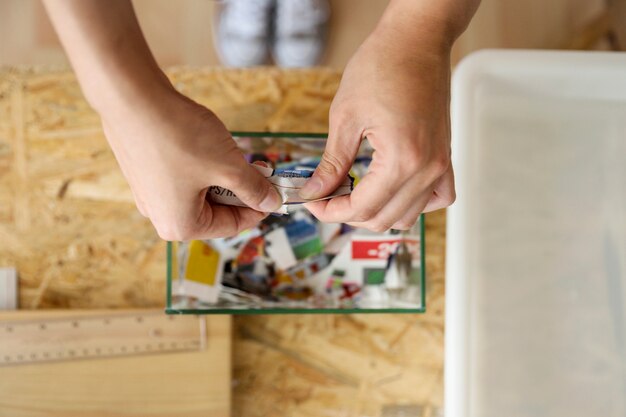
[181,240,224,304]
[265,228,298,270]
[0,268,18,310]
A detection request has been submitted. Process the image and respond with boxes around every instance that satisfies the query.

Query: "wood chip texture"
[0,66,447,416]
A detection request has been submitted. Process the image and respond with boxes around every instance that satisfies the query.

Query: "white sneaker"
[272,0,330,67]
[215,0,274,67]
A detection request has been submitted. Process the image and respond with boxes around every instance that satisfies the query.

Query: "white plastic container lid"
[446,50,626,417]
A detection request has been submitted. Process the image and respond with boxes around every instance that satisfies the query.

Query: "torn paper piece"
[265,227,298,270]
[0,268,18,310]
[181,240,224,304]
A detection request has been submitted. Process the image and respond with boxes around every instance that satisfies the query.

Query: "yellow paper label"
[349,169,360,187]
[185,240,220,286]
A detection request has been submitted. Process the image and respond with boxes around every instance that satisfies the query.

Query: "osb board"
[0,310,232,417]
[232,210,446,417]
[0,67,447,415]
[0,67,339,308]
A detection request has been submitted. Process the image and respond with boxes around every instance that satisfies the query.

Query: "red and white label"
[351,239,420,260]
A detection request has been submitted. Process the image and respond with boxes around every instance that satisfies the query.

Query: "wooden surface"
[0,67,446,416]
[0,310,232,417]
[0,67,338,309]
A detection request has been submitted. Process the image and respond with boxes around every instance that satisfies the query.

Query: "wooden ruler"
[0,311,205,366]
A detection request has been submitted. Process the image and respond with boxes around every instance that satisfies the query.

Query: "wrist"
[87,67,177,121]
[374,0,467,56]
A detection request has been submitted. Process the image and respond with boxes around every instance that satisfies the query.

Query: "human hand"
[101,90,283,240]
[42,0,283,240]
[301,17,457,232]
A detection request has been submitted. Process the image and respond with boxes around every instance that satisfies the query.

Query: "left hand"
[301,23,456,232]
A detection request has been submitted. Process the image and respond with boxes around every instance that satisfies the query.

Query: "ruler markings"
[0,312,204,366]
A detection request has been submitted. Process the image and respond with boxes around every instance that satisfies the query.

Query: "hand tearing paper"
[208,164,353,214]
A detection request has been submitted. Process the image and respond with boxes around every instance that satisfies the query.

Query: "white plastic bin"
[446,50,626,417]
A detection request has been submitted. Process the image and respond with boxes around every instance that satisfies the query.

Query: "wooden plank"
[0,311,204,365]
[0,310,231,417]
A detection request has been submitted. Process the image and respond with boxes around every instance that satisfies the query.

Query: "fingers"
[374,182,433,231]
[304,149,428,225]
[388,166,455,229]
[195,204,268,239]
[304,154,412,223]
[391,204,425,231]
[422,164,456,213]
[299,126,362,200]
[154,197,267,241]
[151,149,279,240]
[345,179,432,232]
[216,156,283,213]
[157,154,278,240]
[306,154,455,233]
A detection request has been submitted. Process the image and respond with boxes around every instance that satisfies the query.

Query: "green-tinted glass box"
[166,133,425,314]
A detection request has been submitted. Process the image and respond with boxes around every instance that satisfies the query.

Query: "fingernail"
[299,176,323,200]
[259,188,282,212]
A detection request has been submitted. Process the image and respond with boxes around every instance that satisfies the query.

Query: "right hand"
[100,90,283,240]
[301,22,456,232]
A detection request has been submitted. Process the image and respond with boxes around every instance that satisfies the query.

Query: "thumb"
[299,132,360,200]
[217,160,283,213]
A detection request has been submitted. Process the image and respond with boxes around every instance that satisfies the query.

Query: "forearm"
[375,0,480,54]
[43,0,173,116]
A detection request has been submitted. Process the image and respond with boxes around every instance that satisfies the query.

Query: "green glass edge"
[164,131,427,314]
[165,307,425,315]
[230,131,328,138]
[166,241,172,310]
[420,213,426,310]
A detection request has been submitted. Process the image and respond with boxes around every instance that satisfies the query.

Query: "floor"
[0,0,389,69]
[0,0,608,69]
